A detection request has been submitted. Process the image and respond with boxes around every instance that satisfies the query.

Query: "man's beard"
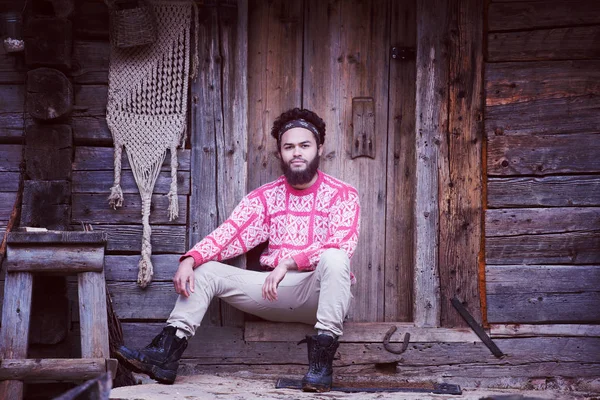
[281,154,320,186]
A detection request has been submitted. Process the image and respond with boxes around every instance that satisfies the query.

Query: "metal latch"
[391,46,415,61]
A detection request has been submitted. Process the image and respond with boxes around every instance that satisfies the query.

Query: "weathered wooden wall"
[485,0,600,324]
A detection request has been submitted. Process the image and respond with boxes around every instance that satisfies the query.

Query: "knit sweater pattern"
[183,171,360,281]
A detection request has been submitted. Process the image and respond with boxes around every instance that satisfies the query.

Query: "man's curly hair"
[270,108,326,147]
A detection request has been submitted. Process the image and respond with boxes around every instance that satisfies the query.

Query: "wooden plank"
[244,322,481,343]
[485,61,600,107]
[490,324,600,338]
[486,265,600,294]
[75,224,187,254]
[486,231,600,265]
[0,113,24,140]
[412,0,447,327]
[487,292,600,323]
[438,0,484,327]
[107,281,177,320]
[104,254,180,281]
[384,0,416,323]
[78,271,110,358]
[71,40,109,84]
[0,172,18,191]
[72,170,190,195]
[72,84,107,117]
[72,193,188,225]
[488,26,600,62]
[0,192,16,217]
[488,176,600,207]
[5,245,104,273]
[488,1,600,32]
[486,208,600,236]
[303,0,390,323]
[247,0,303,191]
[215,0,249,327]
[486,96,600,136]
[0,272,33,399]
[0,145,23,172]
[0,358,111,381]
[487,134,600,176]
[72,116,111,145]
[0,84,25,113]
[73,147,191,171]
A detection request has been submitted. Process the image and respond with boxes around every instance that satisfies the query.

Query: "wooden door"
[247,0,416,323]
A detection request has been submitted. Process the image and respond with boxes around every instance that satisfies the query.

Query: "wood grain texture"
[486,208,600,236]
[74,224,187,254]
[71,40,109,84]
[487,292,600,323]
[488,1,600,32]
[488,176,600,207]
[413,0,447,327]
[487,134,600,176]
[0,272,33,399]
[491,324,600,338]
[247,0,303,191]
[438,0,484,327]
[0,358,112,381]
[5,245,104,273]
[384,0,416,323]
[72,170,190,195]
[72,84,107,117]
[244,322,480,342]
[486,232,600,265]
[73,147,190,172]
[488,26,600,62]
[104,254,180,281]
[486,96,600,136]
[0,192,17,216]
[0,145,23,172]
[485,61,600,107]
[72,193,187,225]
[72,116,111,145]
[78,271,110,358]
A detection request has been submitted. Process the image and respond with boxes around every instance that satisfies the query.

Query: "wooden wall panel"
[247,0,303,191]
[486,208,600,236]
[303,0,389,322]
[72,170,190,195]
[487,265,600,294]
[488,134,600,176]
[0,85,24,140]
[384,0,416,322]
[190,1,248,327]
[438,0,484,327]
[488,26,600,62]
[72,117,111,145]
[71,40,109,84]
[486,61,600,107]
[73,147,190,171]
[488,176,600,208]
[488,1,600,32]
[412,0,448,327]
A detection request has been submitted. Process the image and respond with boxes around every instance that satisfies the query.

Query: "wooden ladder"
[0,231,117,399]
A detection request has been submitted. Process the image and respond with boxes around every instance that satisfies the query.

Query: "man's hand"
[173,257,196,298]
[262,258,297,301]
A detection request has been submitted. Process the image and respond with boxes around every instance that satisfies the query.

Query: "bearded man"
[116,108,361,392]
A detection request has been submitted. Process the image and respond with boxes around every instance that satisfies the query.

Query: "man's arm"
[262,257,297,302]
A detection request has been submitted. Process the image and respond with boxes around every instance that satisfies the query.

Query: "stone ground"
[109,373,600,400]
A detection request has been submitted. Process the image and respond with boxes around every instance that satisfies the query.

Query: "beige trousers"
[167,249,352,338]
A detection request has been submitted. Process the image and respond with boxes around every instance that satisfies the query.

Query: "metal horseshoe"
[383,325,410,355]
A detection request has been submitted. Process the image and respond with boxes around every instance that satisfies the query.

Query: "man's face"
[279,127,323,186]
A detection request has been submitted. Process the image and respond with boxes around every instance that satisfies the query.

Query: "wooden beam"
[0,358,115,382]
[5,245,104,273]
[490,324,600,338]
[78,224,187,254]
[486,208,600,236]
[0,272,33,399]
[244,322,481,343]
[73,147,191,172]
[78,271,110,358]
[413,0,447,327]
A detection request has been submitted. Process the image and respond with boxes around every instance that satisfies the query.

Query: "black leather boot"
[115,326,188,384]
[298,334,339,392]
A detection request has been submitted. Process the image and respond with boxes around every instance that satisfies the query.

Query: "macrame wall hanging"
[107,0,198,288]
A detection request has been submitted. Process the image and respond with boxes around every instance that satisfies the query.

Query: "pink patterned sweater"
[182,170,360,281]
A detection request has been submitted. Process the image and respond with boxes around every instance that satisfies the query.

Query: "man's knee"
[319,249,350,275]
[194,261,221,279]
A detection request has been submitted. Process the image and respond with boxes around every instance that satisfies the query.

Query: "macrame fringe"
[109,144,124,209]
[137,195,154,288]
[168,146,179,221]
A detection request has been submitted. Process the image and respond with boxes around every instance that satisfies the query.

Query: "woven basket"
[109,0,157,48]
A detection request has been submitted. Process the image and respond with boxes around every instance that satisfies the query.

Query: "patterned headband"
[278,119,321,144]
